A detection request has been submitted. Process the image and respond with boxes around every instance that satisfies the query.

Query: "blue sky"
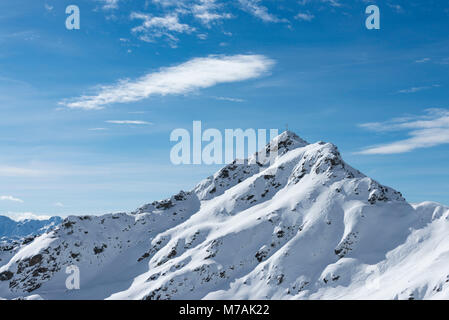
[1,0,448,219]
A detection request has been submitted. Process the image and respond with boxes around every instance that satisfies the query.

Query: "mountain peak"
[276,130,308,144]
[194,131,309,200]
[248,130,309,167]
[1,132,448,300]
[270,130,309,151]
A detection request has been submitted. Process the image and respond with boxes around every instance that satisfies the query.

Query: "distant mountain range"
[1,131,448,300]
[0,216,62,244]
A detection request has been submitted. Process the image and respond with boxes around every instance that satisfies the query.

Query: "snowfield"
[1,131,448,300]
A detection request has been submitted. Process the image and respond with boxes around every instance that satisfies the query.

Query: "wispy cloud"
[131,13,195,47]
[357,108,449,154]
[238,0,286,23]
[299,0,341,7]
[122,0,350,45]
[439,58,449,65]
[44,3,54,12]
[415,58,431,63]
[397,84,440,94]
[150,0,232,26]
[192,0,232,25]
[152,0,185,6]
[53,202,64,207]
[387,3,404,13]
[0,195,24,203]
[213,96,245,102]
[88,127,108,131]
[321,0,341,7]
[100,0,120,10]
[295,12,315,22]
[106,120,152,125]
[98,0,355,46]
[60,54,274,110]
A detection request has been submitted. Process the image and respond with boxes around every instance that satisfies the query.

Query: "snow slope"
[0,131,448,300]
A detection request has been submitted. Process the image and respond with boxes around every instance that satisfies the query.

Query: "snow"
[1,131,448,300]
[0,215,62,243]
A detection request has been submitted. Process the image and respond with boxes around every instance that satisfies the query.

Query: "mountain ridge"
[1,131,448,300]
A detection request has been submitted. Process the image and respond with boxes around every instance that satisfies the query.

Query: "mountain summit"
[1,132,448,300]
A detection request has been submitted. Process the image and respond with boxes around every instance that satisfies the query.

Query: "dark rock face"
[0,271,13,281]
[29,254,43,266]
[93,244,107,254]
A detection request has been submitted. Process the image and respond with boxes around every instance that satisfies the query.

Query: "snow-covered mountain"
[1,131,448,300]
[0,215,62,244]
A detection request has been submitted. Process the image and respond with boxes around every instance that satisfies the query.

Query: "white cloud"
[53,202,64,207]
[88,127,108,131]
[321,0,341,7]
[0,195,24,203]
[125,0,336,45]
[60,54,274,110]
[398,84,440,94]
[358,108,449,154]
[106,120,153,125]
[101,0,120,10]
[238,0,285,23]
[131,13,195,46]
[299,0,340,7]
[440,58,449,65]
[44,3,54,12]
[388,3,404,13]
[152,0,232,24]
[192,0,232,25]
[213,96,245,102]
[96,0,351,46]
[415,58,431,63]
[295,12,315,22]
[152,0,182,6]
